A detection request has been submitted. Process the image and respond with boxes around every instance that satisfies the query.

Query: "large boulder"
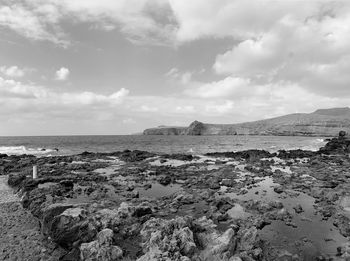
[138,217,196,261]
[49,207,97,248]
[7,172,27,187]
[193,216,237,261]
[80,229,123,261]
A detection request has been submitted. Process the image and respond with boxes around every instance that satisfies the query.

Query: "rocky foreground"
[2,134,350,260]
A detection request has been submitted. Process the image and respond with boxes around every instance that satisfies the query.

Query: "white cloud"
[0,3,68,46]
[205,100,234,114]
[0,0,176,46]
[140,105,158,112]
[168,0,319,42]
[175,105,195,113]
[0,66,25,78]
[184,77,251,98]
[123,118,136,124]
[0,77,128,108]
[165,67,192,84]
[55,67,70,81]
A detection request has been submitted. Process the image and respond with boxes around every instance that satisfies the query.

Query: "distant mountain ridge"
[143,107,350,136]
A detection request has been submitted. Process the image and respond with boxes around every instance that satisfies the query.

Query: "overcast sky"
[1,0,350,135]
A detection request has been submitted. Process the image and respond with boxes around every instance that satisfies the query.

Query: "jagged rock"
[196,228,236,261]
[221,179,235,187]
[237,227,258,251]
[49,207,97,248]
[293,204,303,214]
[274,186,284,194]
[7,173,27,187]
[80,229,123,261]
[138,217,196,261]
[339,130,347,137]
[333,214,350,237]
[319,135,350,154]
[158,176,172,186]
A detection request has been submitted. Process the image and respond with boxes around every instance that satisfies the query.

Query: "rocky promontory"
[143,107,350,136]
[2,132,350,260]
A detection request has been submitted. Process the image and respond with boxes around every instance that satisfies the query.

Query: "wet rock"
[133,205,152,218]
[206,150,275,161]
[80,229,123,261]
[278,149,316,159]
[163,154,194,161]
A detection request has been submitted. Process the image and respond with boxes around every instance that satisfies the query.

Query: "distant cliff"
[143,107,350,136]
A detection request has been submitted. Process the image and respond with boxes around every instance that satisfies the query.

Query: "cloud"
[0,3,68,46]
[0,0,177,46]
[184,77,251,98]
[0,66,25,78]
[210,2,350,97]
[55,67,70,81]
[165,67,192,84]
[140,105,159,112]
[0,77,129,109]
[123,118,136,124]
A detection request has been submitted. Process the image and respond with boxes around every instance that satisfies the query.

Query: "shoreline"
[2,135,350,260]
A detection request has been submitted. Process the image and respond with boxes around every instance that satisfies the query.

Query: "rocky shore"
[2,133,350,260]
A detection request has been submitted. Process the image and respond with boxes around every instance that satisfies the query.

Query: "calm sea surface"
[0,135,327,156]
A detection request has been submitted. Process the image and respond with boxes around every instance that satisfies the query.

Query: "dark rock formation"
[318,131,350,154]
[185,120,205,135]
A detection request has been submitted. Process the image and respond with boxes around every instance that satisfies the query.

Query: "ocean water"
[0,135,327,156]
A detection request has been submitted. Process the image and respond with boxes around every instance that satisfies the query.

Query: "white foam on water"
[0,145,54,155]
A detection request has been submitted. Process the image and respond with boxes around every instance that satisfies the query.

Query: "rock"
[185,120,205,135]
[49,207,97,248]
[197,228,236,260]
[80,229,123,261]
[133,205,152,217]
[221,179,235,187]
[138,217,196,261]
[238,227,258,251]
[132,190,139,198]
[274,186,284,194]
[319,135,350,154]
[158,176,171,186]
[293,204,304,214]
[8,173,27,187]
[333,214,350,237]
[339,130,347,137]
[277,250,293,261]
[42,203,81,235]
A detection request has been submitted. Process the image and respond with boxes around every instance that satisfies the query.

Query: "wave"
[0,146,56,155]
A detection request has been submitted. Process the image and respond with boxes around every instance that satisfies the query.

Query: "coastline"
[2,135,350,260]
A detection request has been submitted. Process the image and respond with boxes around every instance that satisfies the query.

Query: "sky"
[1,0,350,135]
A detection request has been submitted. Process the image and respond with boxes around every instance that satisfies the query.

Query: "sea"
[0,135,327,156]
